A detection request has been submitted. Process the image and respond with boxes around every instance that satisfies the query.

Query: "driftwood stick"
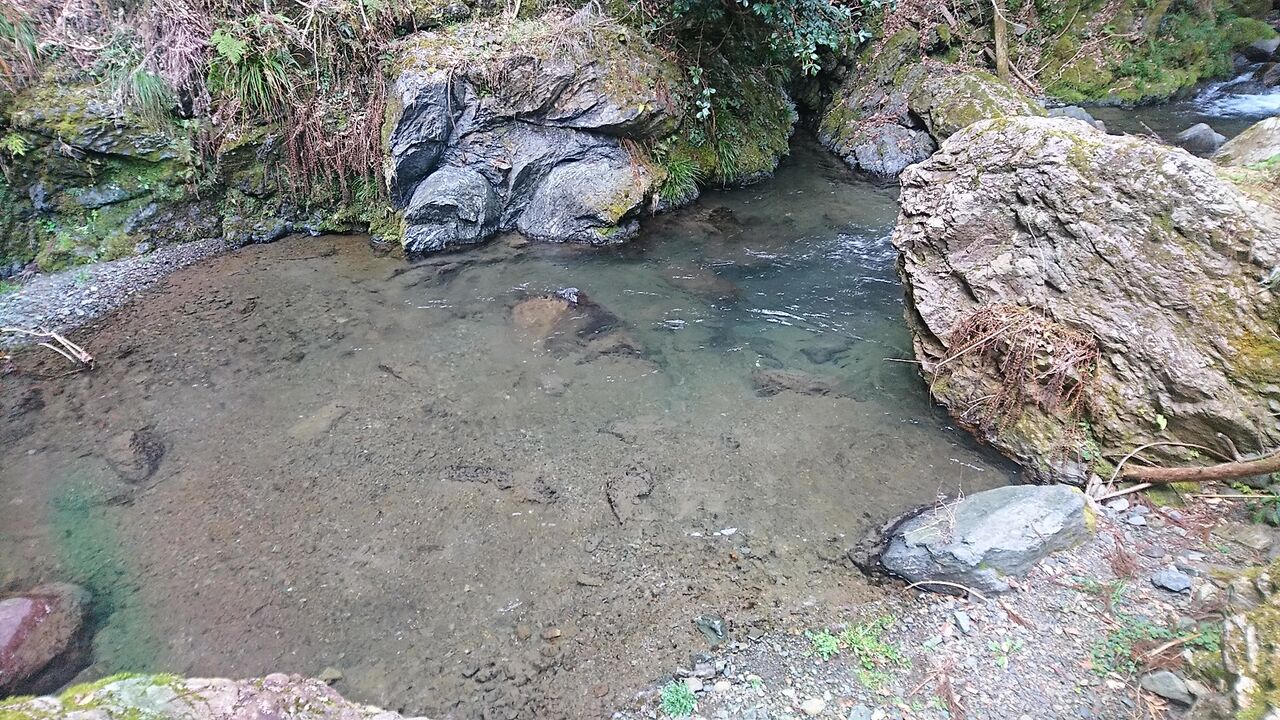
[1119,448,1280,484]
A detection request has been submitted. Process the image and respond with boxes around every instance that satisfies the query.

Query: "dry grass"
[937,304,1100,429]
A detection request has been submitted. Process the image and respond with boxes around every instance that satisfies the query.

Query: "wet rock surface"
[893,115,1280,482]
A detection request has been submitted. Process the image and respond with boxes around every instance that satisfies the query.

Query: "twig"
[2,327,95,369]
[905,580,990,602]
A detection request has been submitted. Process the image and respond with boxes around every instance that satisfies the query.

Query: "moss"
[1229,328,1280,385]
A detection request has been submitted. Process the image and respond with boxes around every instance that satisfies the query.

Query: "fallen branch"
[0,327,95,370]
[1119,448,1280,484]
[905,580,990,602]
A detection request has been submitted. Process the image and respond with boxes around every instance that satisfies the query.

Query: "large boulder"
[1214,116,1280,167]
[1173,123,1227,157]
[818,31,1043,177]
[383,8,683,251]
[0,672,430,719]
[893,116,1280,483]
[879,485,1093,594]
[0,583,90,694]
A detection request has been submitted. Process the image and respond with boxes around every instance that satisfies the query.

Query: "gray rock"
[1173,123,1227,156]
[1215,115,1280,167]
[402,167,500,253]
[516,153,648,244]
[894,116,1280,483]
[818,31,1041,177]
[879,485,1094,594]
[1139,670,1193,705]
[1152,566,1193,593]
[847,705,874,720]
[1242,37,1280,63]
[385,70,457,205]
[1048,105,1106,131]
[954,610,973,635]
[1125,513,1147,527]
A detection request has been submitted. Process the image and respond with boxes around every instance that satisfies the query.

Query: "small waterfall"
[1194,65,1280,117]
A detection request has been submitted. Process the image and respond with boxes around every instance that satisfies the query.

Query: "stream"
[0,76,1276,718]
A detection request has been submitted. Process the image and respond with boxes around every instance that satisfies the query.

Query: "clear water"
[0,136,1013,718]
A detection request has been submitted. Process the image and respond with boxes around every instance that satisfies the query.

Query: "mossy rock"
[908,70,1045,141]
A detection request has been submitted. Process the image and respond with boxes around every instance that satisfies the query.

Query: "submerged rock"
[0,583,90,694]
[893,116,1280,483]
[878,485,1093,594]
[0,673,430,719]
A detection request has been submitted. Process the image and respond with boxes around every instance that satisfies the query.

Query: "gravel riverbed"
[0,238,229,342]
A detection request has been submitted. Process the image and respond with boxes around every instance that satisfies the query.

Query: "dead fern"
[936,304,1099,428]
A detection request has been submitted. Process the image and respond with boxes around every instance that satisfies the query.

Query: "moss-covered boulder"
[1187,559,1280,719]
[818,32,1042,176]
[0,672,429,719]
[907,71,1046,141]
[893,116,1280,483]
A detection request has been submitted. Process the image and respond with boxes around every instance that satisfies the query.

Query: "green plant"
[658,156,703,203]
[988,638,1023,668]
[660,680,697,717]
[1091,615,1220,676]
[0,132,29,157]
[0,279,20,294]
[118,67,176,123]
[207,19,298,119]
[807,629,841,660]
[838,616,910,689]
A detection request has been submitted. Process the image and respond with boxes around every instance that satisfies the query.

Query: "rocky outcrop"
[378,9,783,252]
[877,485,1094,594]
[0,583,89,694]
[893,116,1280,483]
[0,672,429,719]
[1214,116,1280,167]
[818,31,1043,177]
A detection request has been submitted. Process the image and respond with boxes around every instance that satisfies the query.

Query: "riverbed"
[0,138,1013,718]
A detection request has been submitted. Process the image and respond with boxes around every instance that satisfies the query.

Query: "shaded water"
[0,138,1013,717]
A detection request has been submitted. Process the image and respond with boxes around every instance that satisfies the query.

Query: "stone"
[402,167,500,253]
[1173,123,1227,156]
[1218,522,1274,552]
[1140,670,1194,705]
[1126,514,1147,527]
[317,666,343,684]
[894,116,1280,483]
[381,11,700,250]
[1048,105,1105,131]
[818,32,1040,177]
[954,610,973,635]
[0,673,430,719]
[847,705,874,720]
[1106,498,1130,513]
[685,677,704,693]
[749,369,847,398]
[1152,566,1193,593]
[879,485,1094,594]
[1242,37,1280,62]
[801,697,826,715]
[1215,115,1280,166]
[0,583,89,695]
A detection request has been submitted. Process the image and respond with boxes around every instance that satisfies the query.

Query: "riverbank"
[617,493,1277,720]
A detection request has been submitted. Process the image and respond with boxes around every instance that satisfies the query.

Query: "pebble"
[317,666,343,684]
[1139,670,1193,705]
[1105,498,1130,513]
[1125,514,1147,527]
[847,705,873,720]
[713,679,731,693]
[800,698,826,716]
[685,677,704,693]
[1151,566,1192,593]
[954,610,973,635]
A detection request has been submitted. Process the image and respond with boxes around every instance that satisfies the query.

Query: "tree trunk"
[1120,449,1280,484]
[992,0,1010,82]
